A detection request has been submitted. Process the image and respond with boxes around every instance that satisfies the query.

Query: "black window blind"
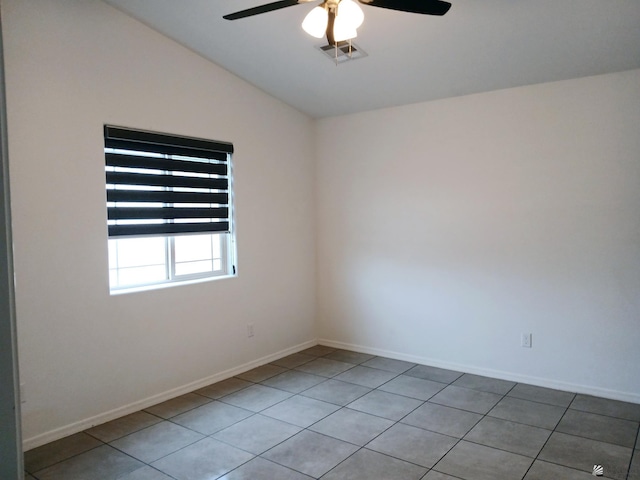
[105,125,233,238]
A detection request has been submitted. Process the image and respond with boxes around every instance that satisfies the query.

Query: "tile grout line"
[198,351,372,478]
[504,381,552,480]
[246,349,417,478]
[25,347,640,480]
[27,442,107,478]
[427,382,506,479]
[312,380,432,478]
[625,423,639,480]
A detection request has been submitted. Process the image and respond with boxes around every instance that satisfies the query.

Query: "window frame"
[104,126,237,293]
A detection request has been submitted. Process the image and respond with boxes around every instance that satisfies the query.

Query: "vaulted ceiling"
[102,0,640,118]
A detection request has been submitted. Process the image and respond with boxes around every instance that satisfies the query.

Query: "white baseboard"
[24,336,638,450]
[318,338,640,404]
[22,339,318,451]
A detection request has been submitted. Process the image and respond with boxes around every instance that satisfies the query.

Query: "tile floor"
[23,345,640,480]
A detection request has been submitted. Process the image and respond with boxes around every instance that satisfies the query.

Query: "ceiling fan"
[223,0,452,46]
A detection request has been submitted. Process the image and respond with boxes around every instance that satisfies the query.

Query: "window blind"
[105,125,233,238]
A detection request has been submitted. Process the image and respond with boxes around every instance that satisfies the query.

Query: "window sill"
[109,272,236,296]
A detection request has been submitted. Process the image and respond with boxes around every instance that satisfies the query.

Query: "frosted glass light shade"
[333,18,357,42]
[338,0,364,29]
[302,6,329,38]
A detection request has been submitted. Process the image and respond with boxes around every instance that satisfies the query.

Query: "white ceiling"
[102,0,640,118]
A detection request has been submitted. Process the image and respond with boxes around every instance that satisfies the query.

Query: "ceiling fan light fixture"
[337,0,364,29]
[332,17,357,42]
[302,5,328,38]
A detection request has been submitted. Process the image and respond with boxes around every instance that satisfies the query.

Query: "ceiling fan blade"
[357,0,451,16]
[223,0,312,20]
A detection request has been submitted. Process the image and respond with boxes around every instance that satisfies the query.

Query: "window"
[104,125,236,292]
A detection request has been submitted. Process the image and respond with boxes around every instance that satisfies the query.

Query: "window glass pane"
[112,237,166,268]
[175,260,213,276]
[108,232,232,290]
[117,265,167,287]
[174,234,215,263]
[108,241,117,269]
[109,269,118,287]
[211,234,221,257]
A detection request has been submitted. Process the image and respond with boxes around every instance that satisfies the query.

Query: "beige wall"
[316,69,640,402]
[2,0,316,447]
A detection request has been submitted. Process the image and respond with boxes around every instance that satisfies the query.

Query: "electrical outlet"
[247,323,254,338]
[521,333,532,348]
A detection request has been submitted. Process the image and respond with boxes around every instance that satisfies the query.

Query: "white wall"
[2,0,316,447]
[4,0,640,451]
[316,70,640,402]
